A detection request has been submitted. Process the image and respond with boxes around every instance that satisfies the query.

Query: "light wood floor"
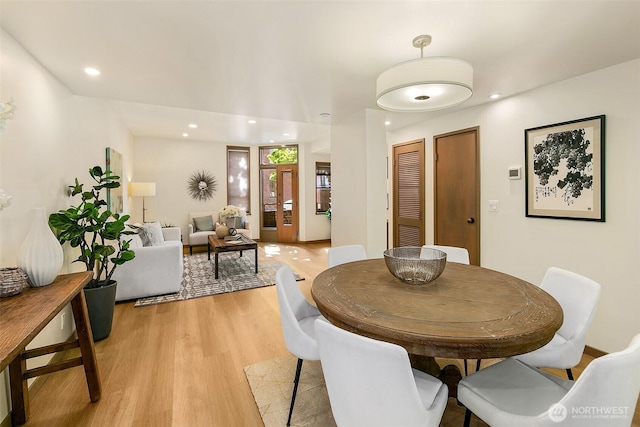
[18,241,640,426]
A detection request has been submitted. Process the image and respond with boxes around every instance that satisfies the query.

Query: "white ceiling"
[2,1,639,146]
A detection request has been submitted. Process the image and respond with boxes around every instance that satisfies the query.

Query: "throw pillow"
[134,221,165,247]
[193,215,214,232]
[145,221,165,246]
[127,234,143,249]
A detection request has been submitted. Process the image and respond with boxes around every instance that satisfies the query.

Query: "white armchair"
[187,211,251,255]
[113,227,184,301]
[315,319,448,426]
[275,265,324,426]
[514,267,601,380]
[458,333,640,427]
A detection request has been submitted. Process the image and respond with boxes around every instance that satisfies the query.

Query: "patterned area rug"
[134,251,302,307]
[244,356,493,427]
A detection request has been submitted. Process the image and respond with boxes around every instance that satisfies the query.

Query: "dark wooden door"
[393,139,425,247]
[434,128,480,265]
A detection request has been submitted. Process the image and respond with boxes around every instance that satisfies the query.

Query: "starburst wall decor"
[188,170,217,201]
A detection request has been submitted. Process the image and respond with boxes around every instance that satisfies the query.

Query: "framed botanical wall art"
[106,147,123,214]
[525,115,605,221]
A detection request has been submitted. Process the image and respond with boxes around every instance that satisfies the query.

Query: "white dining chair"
[421,244,470,264]
[459,333,640,427]
[327,244,367,267]
[314,319,448,427]
[514,267,601,380]
[275,265,324,426]
[422,245,475,374]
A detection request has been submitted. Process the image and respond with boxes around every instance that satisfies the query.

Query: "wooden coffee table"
[207,233,258,279]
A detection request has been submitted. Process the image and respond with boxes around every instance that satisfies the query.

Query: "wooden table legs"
[207,242,259,279]
[409,354,462,399]
[215,252,219,279]
[8,290,101,425]
[70,289,102,401]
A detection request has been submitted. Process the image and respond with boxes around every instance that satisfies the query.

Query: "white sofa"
[113,226,184,301]
[188,211,251,255]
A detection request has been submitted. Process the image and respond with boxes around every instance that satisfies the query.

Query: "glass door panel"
[276,165,298,242]
[261,168,277,228]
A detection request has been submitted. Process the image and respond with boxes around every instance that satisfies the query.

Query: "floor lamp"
[129,182,156,223]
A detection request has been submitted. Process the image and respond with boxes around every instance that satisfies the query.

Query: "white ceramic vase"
[216,224,229,238]
[17,207,64,287]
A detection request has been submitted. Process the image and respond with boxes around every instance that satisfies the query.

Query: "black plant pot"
[84,280,117,342]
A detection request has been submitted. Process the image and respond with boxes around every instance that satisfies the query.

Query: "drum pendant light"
[376,35,473,112]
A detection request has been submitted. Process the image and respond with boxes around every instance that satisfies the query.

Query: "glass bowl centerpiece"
[383,247,447,285]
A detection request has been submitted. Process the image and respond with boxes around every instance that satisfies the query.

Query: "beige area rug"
[244,356,495,427]
[244,357,335,427]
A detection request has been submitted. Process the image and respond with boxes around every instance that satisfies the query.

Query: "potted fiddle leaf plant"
[49,166,136,341]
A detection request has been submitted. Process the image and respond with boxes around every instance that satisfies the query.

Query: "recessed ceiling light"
[489,93,501,100]
[248,119,257,124]
[84,67,101,76]
[188,123,198,128]
[182,133,189,137]
[385,121,391,126]
[283,133,290,137]
[269,140,275,143]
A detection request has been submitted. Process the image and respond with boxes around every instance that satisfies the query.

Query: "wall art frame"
[106,147,123,214]
[525,115,605,221]
[188,170,217,201]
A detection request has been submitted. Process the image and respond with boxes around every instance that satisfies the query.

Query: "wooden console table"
[0,271,101,425]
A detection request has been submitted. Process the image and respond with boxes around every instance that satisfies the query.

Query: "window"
[316,162,331,214]
[259,146,298,166]
[227,146,250,213]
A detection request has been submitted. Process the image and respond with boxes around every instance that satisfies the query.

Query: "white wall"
[365,109,389,255]
[331,109,388,257]
[131,137,331,242]
[0,30,133,421]
[387,59,640,353]
[300,145,332,242]
[331,111,368,248]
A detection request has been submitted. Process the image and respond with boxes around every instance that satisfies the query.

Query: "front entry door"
[434,127,480,265]
[276,164,299,243]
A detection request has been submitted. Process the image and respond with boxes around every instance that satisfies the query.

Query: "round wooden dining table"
[311,258,563,386]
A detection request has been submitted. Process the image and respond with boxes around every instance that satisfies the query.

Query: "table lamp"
[129,182,156,222]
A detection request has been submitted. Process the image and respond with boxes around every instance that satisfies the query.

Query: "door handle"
[467,218,475,224]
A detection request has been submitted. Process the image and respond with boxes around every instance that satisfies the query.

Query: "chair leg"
[476,359,481,372]
[566,368,574,380]
[287,358,304,427]
[189,245,193,255]
[464,359,468,376]
[464,408,472,427]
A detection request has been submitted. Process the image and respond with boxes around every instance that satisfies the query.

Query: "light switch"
[488,200,499,212]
